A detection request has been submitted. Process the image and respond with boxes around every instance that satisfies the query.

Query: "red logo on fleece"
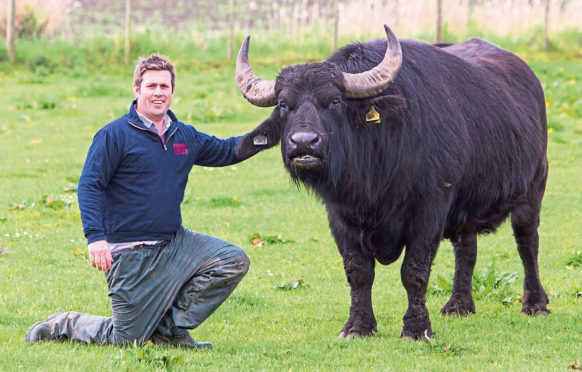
[174,143,188,155]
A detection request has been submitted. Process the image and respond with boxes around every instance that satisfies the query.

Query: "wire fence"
[2,0,581,64]
[2,0,581,40]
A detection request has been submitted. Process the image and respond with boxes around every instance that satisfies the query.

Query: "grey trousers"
[43,227,249,345]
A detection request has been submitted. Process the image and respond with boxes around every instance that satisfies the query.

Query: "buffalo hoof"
[401,327,433,341]
[338,321,377,339]
[401,319,433,341]
[521,291,550,316]
[521,303,550,316]
[440,298,476,317]
[338,331,367,340]
[338,328,376,339]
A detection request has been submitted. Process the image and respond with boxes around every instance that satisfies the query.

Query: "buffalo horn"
[235,36,277,107]
[342,25,403,99]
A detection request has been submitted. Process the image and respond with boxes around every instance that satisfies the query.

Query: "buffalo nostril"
[290,131,320,148]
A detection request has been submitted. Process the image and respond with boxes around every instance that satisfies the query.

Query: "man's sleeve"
[193,130,244,167]
[77,128,121,244]
[193,115,281,166]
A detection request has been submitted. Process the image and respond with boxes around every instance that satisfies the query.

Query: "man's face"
[134,70,174,123]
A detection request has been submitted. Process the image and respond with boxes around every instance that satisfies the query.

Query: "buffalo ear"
[235,109,282,160]
[370,94,406,115]
[349,94,406,128]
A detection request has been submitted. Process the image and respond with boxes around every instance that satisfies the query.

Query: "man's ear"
[235,108,282,160]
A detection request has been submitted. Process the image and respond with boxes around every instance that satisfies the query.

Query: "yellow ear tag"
[365,105,381,124]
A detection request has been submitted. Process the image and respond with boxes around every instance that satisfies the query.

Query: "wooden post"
[228,0,235,59]
[332,0,339,51]
[289,0,296,37]
[467,0,477,23]
[125,0,132,64]
[436,0,443,43]
[6,0,16,62]
[543,0,550,50]
[393,0,400,26]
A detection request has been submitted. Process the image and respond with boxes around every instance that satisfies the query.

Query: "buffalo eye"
[279,101,287,109]
[331,98,341,106]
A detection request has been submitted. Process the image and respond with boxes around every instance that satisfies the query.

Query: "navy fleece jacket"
[77,102,243,244]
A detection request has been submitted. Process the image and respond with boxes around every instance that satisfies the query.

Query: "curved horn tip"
[383,25,398,41]
[342,24,403,99]
[238,35,251,56]
[234,33,278,107]
[240,35,251,52]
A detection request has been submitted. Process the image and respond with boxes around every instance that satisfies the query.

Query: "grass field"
[1,38,581,371]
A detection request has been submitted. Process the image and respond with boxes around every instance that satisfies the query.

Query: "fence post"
[436,0,443,43]
[543,0,551,50]
[332,0,339,51]
[125,0,132,64]
[6,0,16,62]
[228,0,235,59]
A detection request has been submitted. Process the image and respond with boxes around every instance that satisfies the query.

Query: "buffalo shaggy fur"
[236,30,549,340]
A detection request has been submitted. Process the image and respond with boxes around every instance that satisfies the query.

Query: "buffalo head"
[234,26,403,186]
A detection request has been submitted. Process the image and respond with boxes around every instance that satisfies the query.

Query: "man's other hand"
[88,240,113,272]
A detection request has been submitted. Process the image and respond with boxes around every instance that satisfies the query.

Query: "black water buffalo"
[234,25,549,340]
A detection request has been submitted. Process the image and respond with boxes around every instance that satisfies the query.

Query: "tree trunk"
[6,0,16,62]
[543,0,550,50]
[125,0,132,64]
[436,0,443,43]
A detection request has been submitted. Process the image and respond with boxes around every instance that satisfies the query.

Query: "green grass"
[1,41,582,371]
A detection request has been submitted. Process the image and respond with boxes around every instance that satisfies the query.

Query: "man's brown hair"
[133,53,176,91]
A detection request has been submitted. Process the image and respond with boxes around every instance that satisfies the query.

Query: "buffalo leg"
[338,246,377,338]
[400,237,439,340]
[511,202,549,315]
[329,213,377,338]
[441,233,477,316]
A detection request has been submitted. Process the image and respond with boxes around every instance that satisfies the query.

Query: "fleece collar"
[127,100,179,129]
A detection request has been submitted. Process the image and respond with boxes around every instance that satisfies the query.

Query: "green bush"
[3,26,582,78]
[18,7,48,39]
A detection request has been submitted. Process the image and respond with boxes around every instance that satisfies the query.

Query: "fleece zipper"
[128,121,179,151]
